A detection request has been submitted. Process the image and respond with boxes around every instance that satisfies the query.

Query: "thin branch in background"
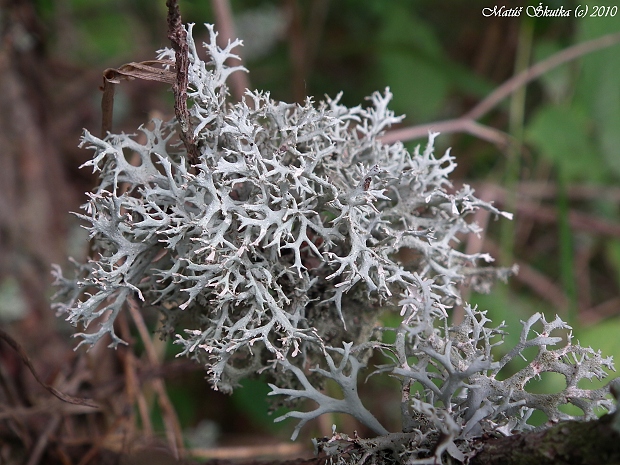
[580,296,620,326]
[465,31,620,120]
[280,0,331,103]
[166,0,200,165]
[117,313,140,447]
[484,239,570,313]
[26,415,61,465]
[127,296,185,459]
[478,184,620,239]
[285,0,307,103]
[380,118,511,147]
[24,360,97,465]
[499,18,533,269]
[282,0,331,103]
[0,329,99,409]
[516,199,620,238]
[211,0,251,101]
[76,411,133,465]
[0,352,31,446]
[509,161,553,253]
[120,334,154,439]
[382,31,620,145]
[0,403,98,421]
[504,182,620,203]
[457,179,620,321]
[100,77,115,138]
[188,443,308,461]
[513,258,570,312]
[304,0,331,85]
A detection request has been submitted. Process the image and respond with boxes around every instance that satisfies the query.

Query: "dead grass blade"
[101,59,175,137]
[0,329,99,409]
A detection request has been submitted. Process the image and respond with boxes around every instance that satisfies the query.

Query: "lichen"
[52,23,617,464]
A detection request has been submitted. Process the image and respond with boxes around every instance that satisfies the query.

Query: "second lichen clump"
[53,23,616,464]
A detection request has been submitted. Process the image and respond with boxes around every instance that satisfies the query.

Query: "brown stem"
[285,0,307,103]
[211,0,251,102]
[0,329,99,409]
[100,60,175,137]
[466,31,620,121]
[382,31,620,146]
[380,118,511,147]
[166,0,200,166]
[127,296,185,459]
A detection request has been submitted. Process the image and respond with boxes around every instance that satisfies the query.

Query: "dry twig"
[381,31,620,146]
[100,60,175,136]
[0,329,99,409]
[127,296,185,459]
[166,0,200,165]
[211,0,251,101]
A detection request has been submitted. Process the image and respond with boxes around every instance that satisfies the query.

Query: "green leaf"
[533,40,573,104]
[376,4,492,121]
[379,50,449,121]
[376,5,448,121]
[232,378,287,433]
[575,6,620,177]
[525,104,604,182]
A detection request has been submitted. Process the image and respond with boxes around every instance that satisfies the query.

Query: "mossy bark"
[90,414,620,465]
[469,413,620,465]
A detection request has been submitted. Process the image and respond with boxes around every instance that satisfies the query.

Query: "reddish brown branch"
[127,296,185,458]
[0,329,99,409]
[382,31,620,146]
[380,118,511,147]
[465,31,620,121]
[477,183,620,238]
[166,0,200,165]
[211,0,251,102]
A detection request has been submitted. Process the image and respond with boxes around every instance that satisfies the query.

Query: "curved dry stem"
[382,31,620,146]
[211,0,252,102]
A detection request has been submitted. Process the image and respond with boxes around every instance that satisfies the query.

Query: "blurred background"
[1,0,620,463]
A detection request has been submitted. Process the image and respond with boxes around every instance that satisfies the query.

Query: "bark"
[470,414,620,465]
[84,414,620,465]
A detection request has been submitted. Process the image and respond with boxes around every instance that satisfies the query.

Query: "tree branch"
[381,31,620,147]
[166,0,200,165]
[211,0,251,102]
[470,413,620,465]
